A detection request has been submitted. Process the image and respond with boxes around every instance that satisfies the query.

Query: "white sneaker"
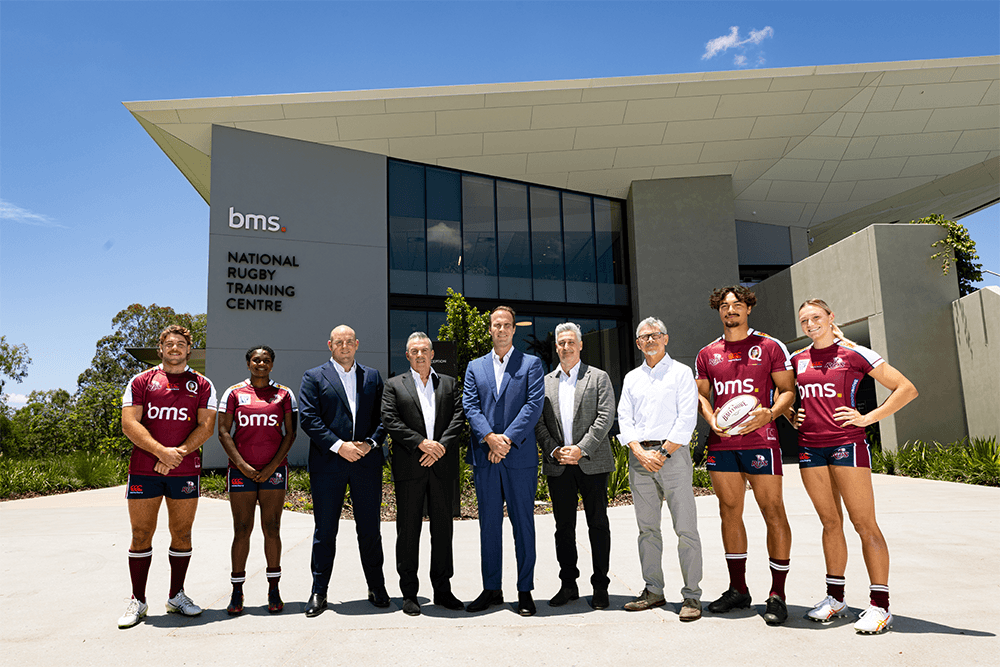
[854,604,892,634]
[118,597,148,628]
[165,589,203,616]
[807,595,849,622]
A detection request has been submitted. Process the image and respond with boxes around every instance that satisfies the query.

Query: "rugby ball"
[716,394,760,435]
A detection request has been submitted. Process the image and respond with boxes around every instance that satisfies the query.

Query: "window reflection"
[530,187,565,302]
[563,193,597,304]
[388,162,426,294]
[462,175,498,299]
[497,181,532,300]
[426,168,462,296]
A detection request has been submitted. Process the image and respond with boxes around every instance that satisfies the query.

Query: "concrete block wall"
[952,286,1000,439]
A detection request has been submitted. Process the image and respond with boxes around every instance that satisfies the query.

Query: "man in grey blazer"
[534,322,616,610]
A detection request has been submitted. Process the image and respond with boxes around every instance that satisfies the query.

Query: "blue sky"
[1,1,998,404]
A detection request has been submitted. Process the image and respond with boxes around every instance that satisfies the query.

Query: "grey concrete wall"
[752,224,966,451]
[952,286,1000,439]
[205,126,388,467]
[626,176,739,370]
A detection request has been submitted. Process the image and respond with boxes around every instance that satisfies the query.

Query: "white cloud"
[703,26,741,60]
[3,393,29,408]
[0,199,66,228]
[702,25,775,62]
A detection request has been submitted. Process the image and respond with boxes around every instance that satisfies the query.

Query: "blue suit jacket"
[299,360,386,474]
[463,348,544,470]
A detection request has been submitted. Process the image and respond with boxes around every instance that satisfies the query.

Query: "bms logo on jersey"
[238,413,279,427]
[146,405,190,421]
[713,378,755,396]
[798,382,839,399]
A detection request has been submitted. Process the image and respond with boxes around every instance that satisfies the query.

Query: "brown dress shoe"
[679,597,702,622]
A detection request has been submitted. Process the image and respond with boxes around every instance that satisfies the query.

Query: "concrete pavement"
[1,466,997,666]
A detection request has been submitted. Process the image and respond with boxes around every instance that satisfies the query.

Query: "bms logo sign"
[228,207,286,233]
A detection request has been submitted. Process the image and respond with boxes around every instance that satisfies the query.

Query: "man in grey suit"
[535,322,616,610]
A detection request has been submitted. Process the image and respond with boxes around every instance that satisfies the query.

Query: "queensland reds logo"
[182,481,196,494]
[709,353,724,367]
[748,345,763,362]
[751,454,768,469]
[825,357,848,370]
[269,471,284,485]
[149,380,161,391]
[832,448,850,460]
[186,380,198,393]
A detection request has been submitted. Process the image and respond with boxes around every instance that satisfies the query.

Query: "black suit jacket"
[299,360,386,475]
[382,371,465,483]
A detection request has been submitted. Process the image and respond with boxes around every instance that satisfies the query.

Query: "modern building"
[125,55,999,464]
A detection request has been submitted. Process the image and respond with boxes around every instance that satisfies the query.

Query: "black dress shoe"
[466,589,503,613]
[305,592,327,617]
[402,598,421,616]
[433,591,465,611]
[368,586,390,608]
[517,591,537,616]
[548,584,579,607]
[591,589,609,610]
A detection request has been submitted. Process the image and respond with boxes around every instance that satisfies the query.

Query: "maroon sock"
[725,553,748,594]
[266,567,281,593]
[168,548,192,599]
[231,571,246,594]
[128,549,153,603]
[769,558,790,600]
[870,585,889,610]
[826,574,846,602]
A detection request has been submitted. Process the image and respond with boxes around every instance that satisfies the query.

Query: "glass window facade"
[387,159,632,385]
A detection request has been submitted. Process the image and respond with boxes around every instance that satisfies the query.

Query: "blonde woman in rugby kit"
[695,286,796,626]
[788,299,917,635]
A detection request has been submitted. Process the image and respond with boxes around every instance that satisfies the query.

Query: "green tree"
[912,214,984,297]
[8,389,76,456]
[0,336,31,395]
[77,304,206,391]
[436,288,492,382]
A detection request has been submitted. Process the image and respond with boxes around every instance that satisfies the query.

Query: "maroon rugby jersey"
[791,340,883,448]
[219,379,297,468]
[696,329,791,451]
[122,364,217,476]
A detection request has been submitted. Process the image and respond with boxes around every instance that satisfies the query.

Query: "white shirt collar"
[492,347,513,364]
[409,366,438,387]
[557,360,582,380]
[332,360,357,375]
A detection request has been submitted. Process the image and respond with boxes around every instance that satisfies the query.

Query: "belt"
[639,439,672,458]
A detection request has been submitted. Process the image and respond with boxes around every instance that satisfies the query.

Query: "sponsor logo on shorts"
[186,380,198,393]
[706,455,716,466]
[751,454,768,469]
[182,481,197,494]
[832,448,850,460]
[269,471,284,485]
[748,345,762,361]
[231,477,245,487]
[130,484,143,493]
[709,353,724,367]
[799,452,810,462]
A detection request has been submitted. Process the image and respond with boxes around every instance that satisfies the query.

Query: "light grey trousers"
[628,445,703,600]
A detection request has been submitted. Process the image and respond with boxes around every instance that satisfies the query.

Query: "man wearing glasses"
[617,317,704,621]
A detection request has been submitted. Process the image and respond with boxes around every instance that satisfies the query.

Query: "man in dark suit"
[534,322,616,611]
[463,305,545,616]
[299,325,387,617]
[381,332,466,616]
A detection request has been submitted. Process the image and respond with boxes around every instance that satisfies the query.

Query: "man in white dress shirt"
[617,317,704,621]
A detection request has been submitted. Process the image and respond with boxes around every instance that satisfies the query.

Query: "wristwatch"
[657,445,672,459]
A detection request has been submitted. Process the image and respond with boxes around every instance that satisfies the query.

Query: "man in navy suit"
[299,325,387,617]
[463,306,545,616]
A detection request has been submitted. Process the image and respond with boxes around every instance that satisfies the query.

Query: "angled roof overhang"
[125,55,999,249]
